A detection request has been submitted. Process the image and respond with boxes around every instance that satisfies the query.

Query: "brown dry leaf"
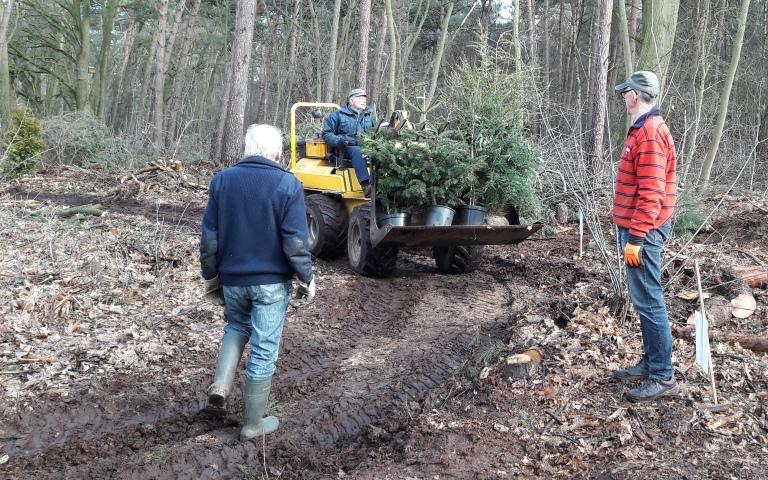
[618,418,633,445]
[707,410,743,432]
[66,318,81,333]
[676,291,699,301]
[53,295,72,318]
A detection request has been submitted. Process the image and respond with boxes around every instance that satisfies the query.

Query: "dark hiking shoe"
[625,377,680,402]
[612,362,649,381]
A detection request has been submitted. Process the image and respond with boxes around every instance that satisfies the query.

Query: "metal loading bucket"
[370,223,544,248]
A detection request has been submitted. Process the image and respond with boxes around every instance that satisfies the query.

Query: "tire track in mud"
[2,187,557,479]
[14,262,548,479]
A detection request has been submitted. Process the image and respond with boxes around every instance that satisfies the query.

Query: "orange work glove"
[624,243,643,268]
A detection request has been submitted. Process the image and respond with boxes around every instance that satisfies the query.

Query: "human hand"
[624,243,643,268]
[203,276,225,306]
[291,277,316,307]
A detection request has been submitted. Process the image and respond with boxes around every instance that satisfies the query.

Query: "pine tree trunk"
[139,22,160,122]
[153,0,171,151]
[221,0,258,165]
[682,0,711,186]
[324,0,342,102]
[164,0,187,74]
[210,53,233,162]
[700,0,750,187]
[96,0,118,120]
[583,0,612,179]
[526,0,536,69]
[0,0,14,133]
[307,0,323,100]
[282,0,302,125]
[356,0,372,89]
[617,0,633,73]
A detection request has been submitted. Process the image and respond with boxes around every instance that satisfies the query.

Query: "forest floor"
[1,163,767,479]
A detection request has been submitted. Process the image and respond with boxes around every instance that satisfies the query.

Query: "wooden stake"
[694,261,718,405]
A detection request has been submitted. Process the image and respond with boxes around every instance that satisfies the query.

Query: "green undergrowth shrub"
[2,107,46,176]
[44,111,110,165]
[674,193,707,236]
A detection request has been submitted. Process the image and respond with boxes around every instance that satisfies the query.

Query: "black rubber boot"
[240,377,279,440]
[203,331,248,415]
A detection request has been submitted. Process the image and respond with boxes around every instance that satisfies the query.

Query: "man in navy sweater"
[322,88,377,196]
[200,124,314,440]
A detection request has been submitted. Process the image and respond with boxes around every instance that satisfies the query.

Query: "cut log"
[672,325,768,354]
[730,294,757,319]
[502,348,542,380]
[724,265,768,289]
[700,295,732,327]
[54,204,104,218]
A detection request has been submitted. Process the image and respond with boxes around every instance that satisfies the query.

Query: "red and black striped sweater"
[612,107,677,241]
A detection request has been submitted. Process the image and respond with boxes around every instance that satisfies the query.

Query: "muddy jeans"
[222,282,292,380]
[618,221,673,381]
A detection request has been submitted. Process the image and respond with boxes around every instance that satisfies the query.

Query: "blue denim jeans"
[618,221,673,381]
[345,145,370,184]
[222,282,291,381]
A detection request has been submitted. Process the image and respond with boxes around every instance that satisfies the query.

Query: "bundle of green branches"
[362,128,472,214]
[442,47,543,218]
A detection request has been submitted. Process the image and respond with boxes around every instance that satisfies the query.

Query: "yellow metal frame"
[289,102,370,213]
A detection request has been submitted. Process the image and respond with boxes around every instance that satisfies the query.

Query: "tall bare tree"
[636,0,680,86]
[385,0,396,114]
[0,0,15,131]
[221,0,258,165]
[324,0,342,102]
[583,0,612,177]
[356,0,372,89]
[370,7,388,113]
[96,0,118,120]
[74,0,91,110]
[153,0,170,150]
[701,0,751,186]
[512,0,522,71]
[422,0,454,123]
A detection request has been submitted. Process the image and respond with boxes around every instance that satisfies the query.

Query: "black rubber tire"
[347,205,398,277]
[306,194,348,259]
[432,245,484,274]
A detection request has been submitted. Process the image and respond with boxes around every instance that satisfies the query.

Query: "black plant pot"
[424,205,455,226]
[453,205,487,225]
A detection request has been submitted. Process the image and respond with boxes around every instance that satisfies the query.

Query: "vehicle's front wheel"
[347,205,398,277]
[306,194,348,259]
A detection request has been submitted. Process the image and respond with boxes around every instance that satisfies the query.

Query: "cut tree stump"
[502,348,542,379]
[673,325,768,354]
[730,294,757,319]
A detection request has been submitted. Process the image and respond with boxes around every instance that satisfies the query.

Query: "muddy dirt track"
[2,175,767,480]
[1,181,565,479]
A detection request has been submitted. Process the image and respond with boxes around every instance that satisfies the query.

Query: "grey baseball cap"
[614,71,660,97]
[348,88,367,99]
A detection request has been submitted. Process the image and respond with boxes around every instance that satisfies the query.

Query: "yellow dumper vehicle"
[289,102,542,277]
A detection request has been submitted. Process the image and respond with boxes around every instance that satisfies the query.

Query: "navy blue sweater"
[200,156,313,286]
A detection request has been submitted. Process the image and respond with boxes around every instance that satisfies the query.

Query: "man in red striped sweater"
[611,71,679,402]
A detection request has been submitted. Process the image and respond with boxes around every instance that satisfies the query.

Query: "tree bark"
[307,0,323,100]
[0,0,15,133]
[370,6,388,114]
[636,0,680,87]
[153,0,171,151]
[583,0,612,178]
[110,20,138,128]
[673,325,768,354]
[324,0,342,102]
[75,0,91,111]
[512,0,522,71]
[617,0,633,73]
[526,0,536,69]
[139,18,161,121]
[167,0,202,147]
[221,0,258,165]
[96,0,118,120]
[385,0,396,114]
[422,0,454,123]
[701,0,750,187]
[543,0,549,91]
[356,0,372,89]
